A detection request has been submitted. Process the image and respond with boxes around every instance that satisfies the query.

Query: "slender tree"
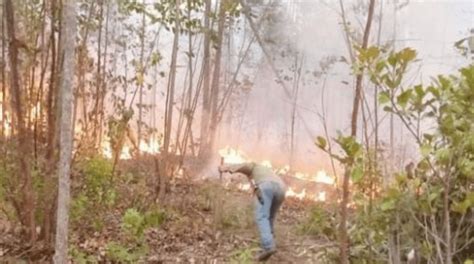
[290,54,304,169]
[339,0,376,263]
[137,0,146,152]
[207,0,226,152]
[159,0,181,200]
[1,0,5,138]
[53,0,76,261]
[198,0,211,158]
[92,0,104,147]
[5,0,37,243]
[97,0,111,151]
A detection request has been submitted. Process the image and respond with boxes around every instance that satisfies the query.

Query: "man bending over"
[219,162,287,261]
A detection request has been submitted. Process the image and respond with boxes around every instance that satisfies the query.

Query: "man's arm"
[219,162,254,177]
[219,162,263,204]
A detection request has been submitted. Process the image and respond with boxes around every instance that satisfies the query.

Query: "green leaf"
[427,86,441,99]
[136,73,144,86]
[383,106,393,113]
[423,133,434,142]
[375,60,386,73]
[397,89,413,109]
[400,48,417,62]
[387,53,397,67]
[435,148,450,165]
[452,200,470,214]
[452,192,474,214]
[385,77,396,89]
[378,91,390,104]
[381,198,396,211]
[315,136,327,150]
[420,143,432,157]
[366,46,380,60]
[414,85,425,98]
[351,165,364,183]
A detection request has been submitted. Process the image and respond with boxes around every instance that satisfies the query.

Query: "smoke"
[80,0,472,175]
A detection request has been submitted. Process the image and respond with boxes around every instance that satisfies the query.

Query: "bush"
[218,203,253,230]
[122,207,167,240]
[144,208,167,229]
[230,246,259,264]
[71,156,116,231]
[106,241,148,263]
[299,205,336,240]
[122,208,145,238]
[106,207,163,263]
[69,245,98,264]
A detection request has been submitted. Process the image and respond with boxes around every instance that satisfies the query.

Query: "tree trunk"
[46,0,59,161]
[53,0,76,261]
[37,0,54,243]
[137,1,146,153]
[76,2,95,148]
[93,0,104,148]
[159,0,180,200]
[340,0,376,263]
[443,176,452,264]
[290,54,303,170]
[1,2,6,138]
[42,0,62,244]
[33,1,49,162]
[97,0,111,152]
[175,0,195,157]
[207,0,226,155]
[350,0,376,137]
[5,0,37,243]
[198,0,211,158]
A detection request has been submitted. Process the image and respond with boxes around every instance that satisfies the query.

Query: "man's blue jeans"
[255,181,285,250]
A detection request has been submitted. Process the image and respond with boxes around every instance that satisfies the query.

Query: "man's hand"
[218,165,229,173]
[254,186,264,205]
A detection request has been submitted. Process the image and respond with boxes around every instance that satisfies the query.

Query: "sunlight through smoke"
[313,170,335,185]
[218,147,248,164]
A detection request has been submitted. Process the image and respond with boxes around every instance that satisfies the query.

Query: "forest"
[0,0,473,263]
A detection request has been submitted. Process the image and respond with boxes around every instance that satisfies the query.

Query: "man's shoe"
[256,248,276,262]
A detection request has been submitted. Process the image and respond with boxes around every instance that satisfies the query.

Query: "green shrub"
[0,166,9,203]
[106,241,148,263]
[71,156,116,231]
[70,194,88,223]
[299,205,335,239]
[82,155,115,205]
[230,246,259,264]
[122,207,167,240]
[144,208,167,228]
[219,204,253,230]
[69,245,98,264]
[122,208,145,238]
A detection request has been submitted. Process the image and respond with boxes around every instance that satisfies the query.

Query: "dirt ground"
[142,179,336,263]
[0,177,336,263]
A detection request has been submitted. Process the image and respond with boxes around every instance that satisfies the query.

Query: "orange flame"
[102,142,132,160]
[314,170,335,185]
[218,147,335,203]
[292,170,335,185]
[101,137,161,160]
[260,160,272,168]
[218,146,248,164]
[286,187,307,200]
[138,138,161,154]
[234,184,326,202]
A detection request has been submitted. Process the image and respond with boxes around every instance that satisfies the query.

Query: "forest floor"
[0,169,336,263]
[141,179,336,263]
